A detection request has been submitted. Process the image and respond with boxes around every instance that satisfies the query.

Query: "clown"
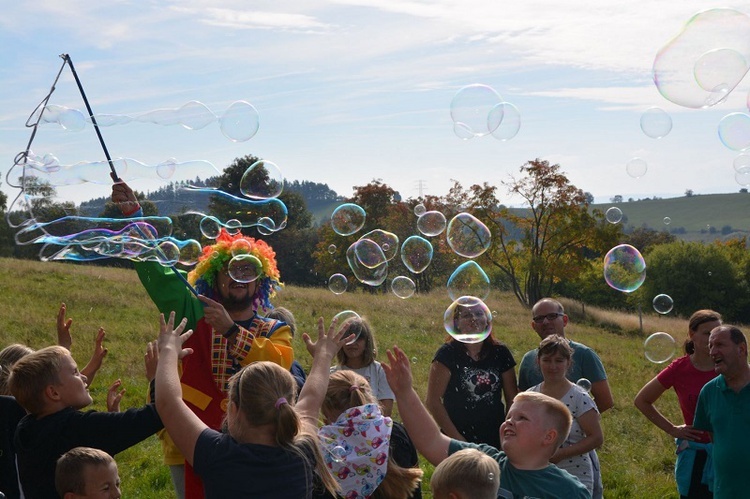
[111,181,293,499]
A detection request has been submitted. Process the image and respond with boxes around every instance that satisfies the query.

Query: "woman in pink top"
[634,309,722,499]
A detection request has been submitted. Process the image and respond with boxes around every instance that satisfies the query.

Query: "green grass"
[0,257,709,497]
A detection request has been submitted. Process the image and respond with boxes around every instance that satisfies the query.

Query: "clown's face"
[216,266,259,312]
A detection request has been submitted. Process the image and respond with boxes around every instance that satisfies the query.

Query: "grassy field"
[0,257,727,497]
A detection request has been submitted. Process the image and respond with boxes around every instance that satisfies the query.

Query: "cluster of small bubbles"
[400,236,434,274]
[199,216,222,239]
[718,113,750,151]
[391,276,416,299]
[487,102,521,141]
[228,254,261,283]
[450,84,502,138]
[446,213,491,259]
[332,310,361,344]
[605,206,623,224]
[331,204,366,236]
[663,216,671,225]
[414,203,427,217]
[328,274,348,295]
[443,296,492,344]
[329,445,347,464]
[652,294,674,314]
[603,244,647,293]
[640,107,673,139]
[328,244,337,254]
[353,239,387,269]
[240,160,283,200]
[708,271,713,276]
[447,261,490,301]
[417,211,447,237]
[576,378,592,392]
[626,158,648,178]
[652,8,750,109]
[644,332,676,363]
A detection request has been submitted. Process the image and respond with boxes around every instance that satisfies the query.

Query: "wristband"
[223,323,240,338]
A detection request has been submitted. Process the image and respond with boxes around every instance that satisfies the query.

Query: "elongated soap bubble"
[443,296,492,344]
[346,242,388,286]
[446,213,491,259]
[240,160,283,199]
[640,107,673,139]
[41,105,86,131]
[605,207,623,224]
[652,294,674,314]
[391,276,416,299]
[603,244,646,293]
[718,113,750,151]
[644,332,676,363]
[200,216,222,239]
[447,261,490,301]
[177,101,216,130]
[400,236,433,274]
[417,211,447,237]
[450,84,502,137]
[331,203,366,236]
[328,273,348,295]
[176,187,288,232]
[359,229,399,262]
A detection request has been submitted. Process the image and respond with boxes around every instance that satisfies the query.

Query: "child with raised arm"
[155,312,351,498]
[382,346,589,499]
[430,448,500,499]
[9,345,162,499]
[55,447,121,499]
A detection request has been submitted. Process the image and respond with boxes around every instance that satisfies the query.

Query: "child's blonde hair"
[335,318,377,367]
[430,448,500,499]
[265,307,297,337]
[513,391,572,449]
[8,345,69,415]
[0,343,34,395]
[55,446,117,497]
[323,370,423,499]
[227,361,338,496]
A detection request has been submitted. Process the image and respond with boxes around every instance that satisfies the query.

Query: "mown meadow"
[1,257,728,497]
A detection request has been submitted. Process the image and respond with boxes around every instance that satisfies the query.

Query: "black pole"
[60,53,120,182]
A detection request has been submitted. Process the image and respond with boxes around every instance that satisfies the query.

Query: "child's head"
[500,392,571,459]
[430,448,500,499]
[0,343,34,395]
[336,318,376,366]
[227,361,299,445]
[266,307,297,337]
[536,335,574,380]
[55,446,120,498]
[321,370,375,423]
[9,345,92,416]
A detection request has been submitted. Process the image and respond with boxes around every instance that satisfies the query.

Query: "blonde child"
[266,307,308,391]
[315,370,422,499]
[430,448,500,499]
[382,346,589,498]
[331,318,394,416]
[55,446,121,499]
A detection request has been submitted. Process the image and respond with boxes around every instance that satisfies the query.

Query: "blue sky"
[2,0,750,210]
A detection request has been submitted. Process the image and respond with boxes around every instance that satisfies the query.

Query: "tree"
[625,227,675,254]
[583,192,595,204]
[610,195,623,203]
[685,189,694,197]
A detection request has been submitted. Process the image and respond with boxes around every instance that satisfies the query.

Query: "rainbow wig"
[187,229,282,311]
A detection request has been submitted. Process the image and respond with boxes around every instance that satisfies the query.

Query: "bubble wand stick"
[62,53,199,297]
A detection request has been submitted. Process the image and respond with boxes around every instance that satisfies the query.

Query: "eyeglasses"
[532,313,563,324]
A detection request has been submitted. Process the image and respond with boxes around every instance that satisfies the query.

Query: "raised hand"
[107,379,125,413]
[302,317,355,362]
[382,346,414,396]
[111,181,140,215]
[144,340,159,382]
[81,327,108,386]
[198,295,234,336]
[56,303,73,350]
[157,312,194,360]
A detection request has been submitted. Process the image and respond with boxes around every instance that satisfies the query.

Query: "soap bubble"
[414,203,426,216]
[453,122,475,140]
[446,213,491,259]
[59,108,87,131]
[227,254,262,283]
[640,107,673,138]
[626,158,648,178]
[447,261,490,301]
[488,102,521,141]
[178,101,215,130]
[220,100,260,142]
[605,207,623,224]
[328,244,337,254]
[328,273,348,295]
[391,276,416,299]
[329,445,347,463]
[603,244,646,293]
[652,294,674,314]
[736,167,750,186]
[346,242,388,286]
[411,357,418,364]
[199,216,222,239]
[331,204,366,236]
[332,310,361,344]
[733,153,750,171]
[359,229,399,262]
[663,217,671,225]
[450,84,503,137]
[718,113,750,151]
[576,378,592,392]
[443,296,492,344]
[400,236,433,274]
[240,160,283,200]
[417,211,447,237]
[352,238,387,269]
[644,332,676,363]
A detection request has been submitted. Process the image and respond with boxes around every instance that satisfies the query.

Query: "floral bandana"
[318,403,392,499]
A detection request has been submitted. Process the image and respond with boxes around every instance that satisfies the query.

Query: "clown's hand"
[198,295,235,337]
[111,181,140,216]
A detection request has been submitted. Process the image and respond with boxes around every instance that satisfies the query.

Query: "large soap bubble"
[450,84,503,137]
[644,332,676,363]
[417,211,447,237]
[447,261,490,301]
[359,229,399,262]
[332,310,361,344]
[220,101,260,142]
[640,107,673,139]
[446,213,491,259]
[391,276,416,299]
[488,102,521,141]
[227,254,262,283]
[718,113,750,151]
[443,296,492,344]
[328,273,348,295]
[331,204,366,236]
[240,160,283,200]
[652,294,674,314]
[352,238,387,269]
[603,244,646,293]
[400,236,433,274]
[605,207,623,224]
[346,242,388,286]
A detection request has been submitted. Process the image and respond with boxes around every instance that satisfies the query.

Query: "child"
[382,346,589,499]
[315,370,422,499]
[331,318,394,417]
[529,335,603,495]
[55,447,121,498]
[155,312,350,498]
[266,307,308,391]
[8,345,162,499]
[430,448,500,499]
[0,344,32,499]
